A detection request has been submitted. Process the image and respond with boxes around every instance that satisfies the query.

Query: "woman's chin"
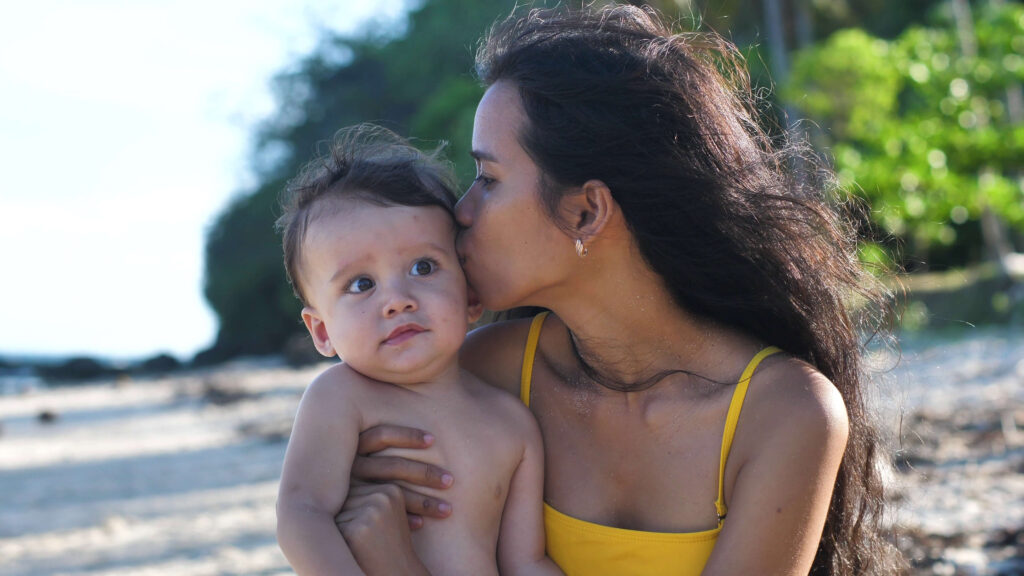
[473,288,509,313]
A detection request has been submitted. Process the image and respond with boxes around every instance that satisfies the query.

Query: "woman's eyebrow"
[470,149,498,163]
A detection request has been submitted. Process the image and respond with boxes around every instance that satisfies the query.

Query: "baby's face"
[300,200,469,384]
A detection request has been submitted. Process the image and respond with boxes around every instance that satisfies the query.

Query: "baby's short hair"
[276,124,459,304]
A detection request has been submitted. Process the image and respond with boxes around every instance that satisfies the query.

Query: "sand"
[1,330,1021,575]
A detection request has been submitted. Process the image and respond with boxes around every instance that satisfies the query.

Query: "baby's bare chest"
[366,392,524,520]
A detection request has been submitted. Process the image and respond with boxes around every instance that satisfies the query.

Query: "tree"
[785,1,1024,270]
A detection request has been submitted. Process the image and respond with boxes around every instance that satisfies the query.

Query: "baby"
[274,125,559,576]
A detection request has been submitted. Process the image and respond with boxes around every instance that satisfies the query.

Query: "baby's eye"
[410,258,436,276]
[346,276,375,294]
[473,174,495,187]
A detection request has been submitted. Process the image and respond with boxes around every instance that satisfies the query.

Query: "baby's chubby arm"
[276,366,368,575]
[497,407,563,576]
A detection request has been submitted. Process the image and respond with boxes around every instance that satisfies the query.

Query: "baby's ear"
[301,306,336,357]
[466,285,484,324]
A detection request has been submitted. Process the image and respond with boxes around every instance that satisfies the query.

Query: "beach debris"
[37,410,59,424]
[201,378,256,406]
[1001,412,1020,448]
[238,417,293,443]
[102,514,130,534]
[283,333,321,366]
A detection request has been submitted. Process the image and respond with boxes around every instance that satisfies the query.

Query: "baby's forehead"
[304,195,456,246]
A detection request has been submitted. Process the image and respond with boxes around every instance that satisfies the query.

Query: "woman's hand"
[335,483,431,576]
[350,424,454,529]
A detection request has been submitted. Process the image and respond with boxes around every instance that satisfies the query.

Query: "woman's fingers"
[348,424,453,524]
[357,424,435,455]
[399,487,452,519]
[351,454,454,490]
[346,478,452,520]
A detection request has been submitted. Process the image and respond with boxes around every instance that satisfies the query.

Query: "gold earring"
[575,238,588,258]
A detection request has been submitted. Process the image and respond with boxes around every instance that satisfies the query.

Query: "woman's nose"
[454,189,474,228]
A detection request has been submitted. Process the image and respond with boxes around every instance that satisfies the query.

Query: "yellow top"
[520,312,781,576]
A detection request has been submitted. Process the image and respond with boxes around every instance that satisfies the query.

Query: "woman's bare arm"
[460,317,535,395]
[701,363,849,576]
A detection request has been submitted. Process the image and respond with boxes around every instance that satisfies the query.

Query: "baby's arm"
[276,368,366,575]
[497,409,563,576]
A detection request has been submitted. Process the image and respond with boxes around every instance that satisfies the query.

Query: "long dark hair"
[476,5,903,575]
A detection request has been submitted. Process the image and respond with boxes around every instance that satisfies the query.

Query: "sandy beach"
[1,330,1021,575]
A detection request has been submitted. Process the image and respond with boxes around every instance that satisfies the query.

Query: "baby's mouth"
[383,324,426,346]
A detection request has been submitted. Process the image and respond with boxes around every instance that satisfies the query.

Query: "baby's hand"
[335,483,430,575]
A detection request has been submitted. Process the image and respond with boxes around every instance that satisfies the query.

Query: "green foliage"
[785,29,902,141]
[812,0,949,40]
[786,2,1024,269]
[202,177,301,360]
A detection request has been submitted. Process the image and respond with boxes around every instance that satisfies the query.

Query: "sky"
[0,0,408,360]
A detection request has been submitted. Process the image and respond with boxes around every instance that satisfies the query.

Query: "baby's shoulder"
[299,362,378,412]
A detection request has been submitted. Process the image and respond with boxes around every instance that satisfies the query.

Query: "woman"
[337,5,903,575]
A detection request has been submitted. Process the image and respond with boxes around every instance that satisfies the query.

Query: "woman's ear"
[561,179,616,243]
[301,306,337,357]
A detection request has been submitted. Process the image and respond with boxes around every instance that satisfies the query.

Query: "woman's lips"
[383,324,426,346]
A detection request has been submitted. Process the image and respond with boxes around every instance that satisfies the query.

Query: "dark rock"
[37,357,116,383]
[192,345,235,367]
[137,353,181,374]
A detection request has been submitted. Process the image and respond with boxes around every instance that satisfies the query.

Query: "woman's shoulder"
[459,314,550,396]
[739,354,850,460]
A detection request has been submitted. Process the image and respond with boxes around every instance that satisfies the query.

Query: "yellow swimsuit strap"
[714,345,782,524]
[520,311,550,406]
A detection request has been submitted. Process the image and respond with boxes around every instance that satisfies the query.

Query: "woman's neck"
[541,248,759,389]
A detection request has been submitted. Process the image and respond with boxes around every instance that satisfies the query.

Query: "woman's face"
[455,81,572,311]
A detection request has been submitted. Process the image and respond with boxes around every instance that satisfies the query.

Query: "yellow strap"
[519,312,550,407]
[714,346,782,523]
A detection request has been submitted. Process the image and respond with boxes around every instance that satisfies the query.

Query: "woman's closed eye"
[345,276,375,294]
[473,173,496,187]
[410,258,438,277]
